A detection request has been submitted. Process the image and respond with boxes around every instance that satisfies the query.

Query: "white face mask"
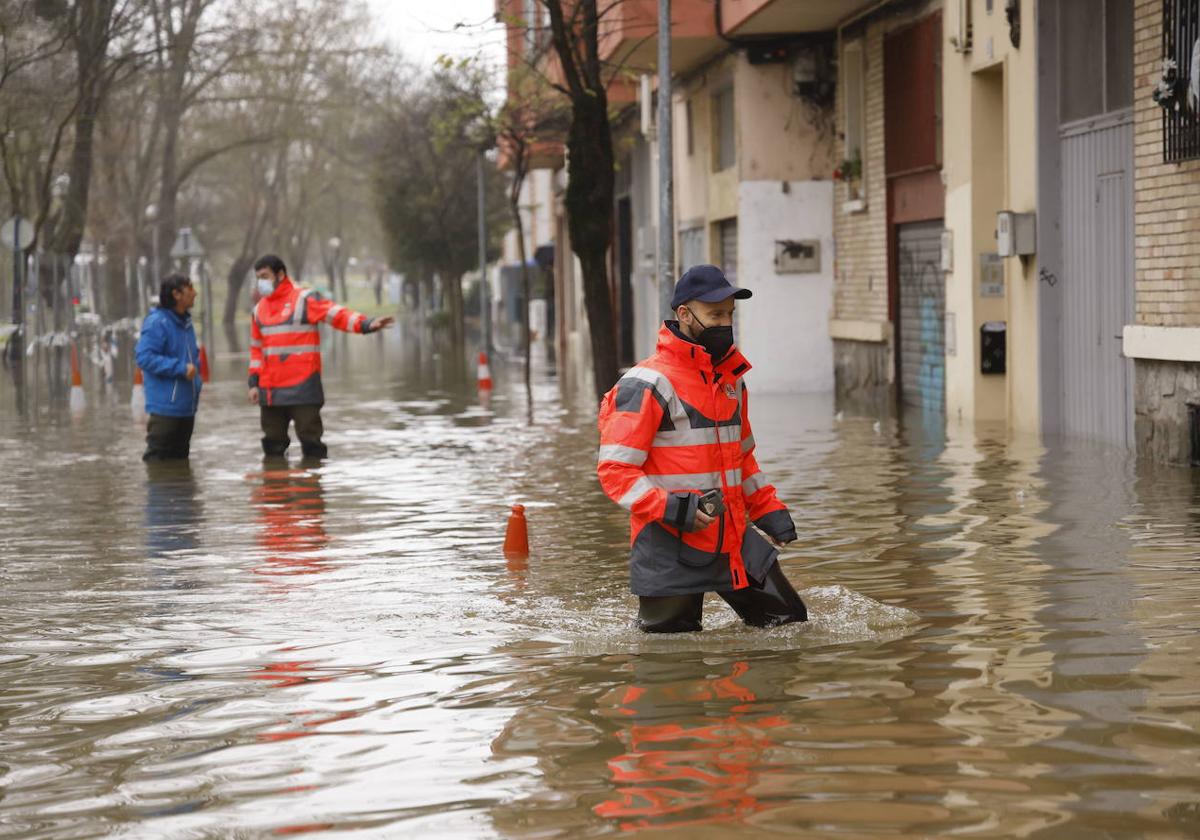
[256,278,275,297]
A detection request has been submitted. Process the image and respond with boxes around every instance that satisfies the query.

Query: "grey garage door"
[897,220,946,412]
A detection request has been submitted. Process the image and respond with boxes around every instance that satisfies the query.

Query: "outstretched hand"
[371,316,395,332]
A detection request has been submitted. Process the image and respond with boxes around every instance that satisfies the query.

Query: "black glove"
[664,491,703,532]
[754,509,797,544]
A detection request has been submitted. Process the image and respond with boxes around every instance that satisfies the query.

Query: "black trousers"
[637,561,808,633]
[143,414,195,461]
[260,404,326,458]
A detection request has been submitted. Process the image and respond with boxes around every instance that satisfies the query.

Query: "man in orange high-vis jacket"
[597,264,807,633]
[248,254,394,458]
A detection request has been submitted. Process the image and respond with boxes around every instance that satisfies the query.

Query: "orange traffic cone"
[503,504,529,560]
[477,351,493,391]
[198,344,210,383]
[131,366,145,419]
[69,344,85,412]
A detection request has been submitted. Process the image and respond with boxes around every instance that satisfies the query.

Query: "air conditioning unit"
[639,74,655,138]
[949,0,973,52]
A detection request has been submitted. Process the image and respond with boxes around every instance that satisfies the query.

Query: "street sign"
[169,226,205,259]
[1,216,34,251]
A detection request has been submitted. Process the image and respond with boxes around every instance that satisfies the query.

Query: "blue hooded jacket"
[135,306,202,417]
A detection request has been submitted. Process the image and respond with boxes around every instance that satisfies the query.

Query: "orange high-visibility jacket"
[597,324,796,597]
[248,277,375,406]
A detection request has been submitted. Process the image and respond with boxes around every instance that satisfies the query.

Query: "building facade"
[1126,0,1200,464]
[498,0,1200,466]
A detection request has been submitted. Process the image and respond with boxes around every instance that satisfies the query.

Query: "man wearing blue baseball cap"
[596,264,808,632]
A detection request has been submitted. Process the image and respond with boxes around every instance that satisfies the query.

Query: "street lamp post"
[328,236,343,300]
[145,203,159,285]
[657,0,675,319]
[477,150,491,353]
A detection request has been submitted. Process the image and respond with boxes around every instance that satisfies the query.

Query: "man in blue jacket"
[135,274,202,460]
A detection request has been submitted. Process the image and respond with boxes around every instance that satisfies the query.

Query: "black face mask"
[685,307,735,360]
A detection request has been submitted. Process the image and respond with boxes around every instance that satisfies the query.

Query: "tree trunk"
[513,196,532,399]
[444,265,465,376]
[47,0,117,260]
[565,91,618,401]
[156,95,182,279]
[224,254,254,325]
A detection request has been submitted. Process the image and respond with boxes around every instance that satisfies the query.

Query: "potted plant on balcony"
[834,154,864,208]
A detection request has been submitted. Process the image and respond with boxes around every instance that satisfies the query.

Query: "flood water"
[3,325,1200,838]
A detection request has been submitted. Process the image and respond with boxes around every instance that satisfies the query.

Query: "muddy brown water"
[2,327,1200,838]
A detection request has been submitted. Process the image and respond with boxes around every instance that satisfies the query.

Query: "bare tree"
[505,0,622,400]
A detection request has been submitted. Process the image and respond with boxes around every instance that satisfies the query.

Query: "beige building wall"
[830,2,944,402]
[670,49,837,392]
[942,0,1039,428]
[833,22,889,334]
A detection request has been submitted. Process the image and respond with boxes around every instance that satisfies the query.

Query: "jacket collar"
[268,276,295,300]
[656,322,752,378]
[159,306,192,327]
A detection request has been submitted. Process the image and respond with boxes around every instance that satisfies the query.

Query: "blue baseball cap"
[670,264,752,310]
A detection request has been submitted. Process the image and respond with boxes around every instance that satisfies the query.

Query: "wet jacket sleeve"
[597,377,676,525]
[303,293,373,334]
[740,383,797,542]
[135,315,186,379]
[248,316,262,388]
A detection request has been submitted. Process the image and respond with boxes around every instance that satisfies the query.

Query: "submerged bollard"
[69,344,85,413]
[503,504,529,560]
[131,366,145,419]
[477,351,493,391]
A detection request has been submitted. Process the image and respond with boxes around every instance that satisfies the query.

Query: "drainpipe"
[657,0,674,319]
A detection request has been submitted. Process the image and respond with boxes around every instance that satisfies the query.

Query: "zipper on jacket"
[170,380,178,402]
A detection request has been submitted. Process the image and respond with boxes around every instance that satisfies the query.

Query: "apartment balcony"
[598,0,723,77]
[718,0,882,35]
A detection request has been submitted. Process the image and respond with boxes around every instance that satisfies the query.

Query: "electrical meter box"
[996,211,1036,257]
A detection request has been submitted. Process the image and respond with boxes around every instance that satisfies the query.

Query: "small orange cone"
[503,504,529,560]
[199,344,210,383]
[69,344,85,412]
[477,351,493,391]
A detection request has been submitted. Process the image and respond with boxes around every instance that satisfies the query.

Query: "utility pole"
[477,150,492,352]
[657,0,675,318]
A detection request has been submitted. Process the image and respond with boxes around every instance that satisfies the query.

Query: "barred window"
[1162,0,1200,162]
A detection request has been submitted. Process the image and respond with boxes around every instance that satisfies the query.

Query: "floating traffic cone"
[69,344,85,412]
[198,344,210,383]
[131,366,145,419]
[503,504,529,560]
[477,351,493,391]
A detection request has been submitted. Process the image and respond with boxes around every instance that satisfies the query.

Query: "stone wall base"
[834,338,890,399]
[1135,359,1200,465]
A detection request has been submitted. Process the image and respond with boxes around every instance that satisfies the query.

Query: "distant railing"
[2,251,148,398]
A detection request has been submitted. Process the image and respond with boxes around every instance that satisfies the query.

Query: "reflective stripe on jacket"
[597,323,796,597]
[247,276,373,406]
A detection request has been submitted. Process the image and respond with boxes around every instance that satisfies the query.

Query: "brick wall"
[1134,0,1200,327]
[833,21,889,325]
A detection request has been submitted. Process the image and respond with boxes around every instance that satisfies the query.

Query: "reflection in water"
[593,658,782,831]
[144,460,202,566]
[4,329,1200,837]
[250,463,329,582]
